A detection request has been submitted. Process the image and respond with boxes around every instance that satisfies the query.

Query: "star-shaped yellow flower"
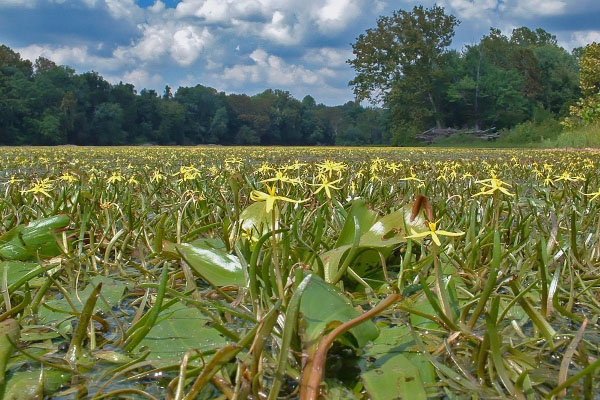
[250,184,308,213]
[405,220,464,246]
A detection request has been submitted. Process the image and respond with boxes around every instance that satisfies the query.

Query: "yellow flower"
[311,176,342,199]
[583,188,600,202]
[399,168,423,183]
[151,170,165,183]
[250,184,308,213]
[473,174,514,197]
[4,175,23,186]
[59,173,78,183]
[21,178,53,198]
[405,220,464,246]
[260,170,301,185]
[107,172,124,184]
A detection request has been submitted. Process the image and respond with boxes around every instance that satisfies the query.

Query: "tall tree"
[348,5,459,130]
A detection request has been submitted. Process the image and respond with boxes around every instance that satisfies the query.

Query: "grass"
[0,146,599,399]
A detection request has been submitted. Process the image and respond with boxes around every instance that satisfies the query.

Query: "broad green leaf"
[362,353,427,400]
[0,319,19,385]
[135,302,229,365]
[239,201,272,233]
[0,261,39,286]
[0,215,70,260]
[177,243,245,286]
[1,370,70,399]
[298,275,378,349]
[37,276,128,337]
[335,200,378,248]
[319,205,428,282]
[359,205,427,248]
[360,325,434,400]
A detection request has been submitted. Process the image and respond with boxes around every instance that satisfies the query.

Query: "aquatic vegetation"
[0,146,599,399]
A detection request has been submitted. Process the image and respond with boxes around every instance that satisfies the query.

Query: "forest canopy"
[0,6,586,146]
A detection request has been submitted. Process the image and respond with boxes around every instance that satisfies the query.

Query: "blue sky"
[1,0,599,105]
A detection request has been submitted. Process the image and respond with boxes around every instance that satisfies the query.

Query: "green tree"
[348,5,459,130]
[564,42,600,127]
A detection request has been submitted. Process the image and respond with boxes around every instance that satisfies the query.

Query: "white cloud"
[443,0,498,20]
[302,47,352,67]
[312,0,361,33]
[16,44,125,71]
[171,25,211,65]
[559,30,600,50]
[104,0,142,20]
[221,48,326,87]
[121,68,163,90]
[261,11,300,45]
[118,22,212,66]
[0,0,37,7]
[499,0,567,17]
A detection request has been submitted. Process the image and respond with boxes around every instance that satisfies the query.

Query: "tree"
[564,42,600,127]
[348,5,459,130]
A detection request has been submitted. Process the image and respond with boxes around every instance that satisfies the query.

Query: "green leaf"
[298,275,378,349]
[135,302,229,365]
[1,370,70,399]
[0,319,19,385]
[319,205,428,282]
[360,325,433,400]
[335,200,378,248]
[37,276,128,336]
[0,215,70,260]
[236,201,276,242]
[177,243,245,287]
[362,353,428,400]
[0,262,40,286]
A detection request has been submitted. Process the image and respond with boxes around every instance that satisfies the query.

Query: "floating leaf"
[360,325,434,400]
[0,319,19,385]
[298,274,378,349]
[0,215,70,260]
[177,243,245,287]
[1,370,71,399]
[0,262,40,286]
[319,204,428,282]
[135,302,229,365]
[335,200,378,248]
[37,276,128,338]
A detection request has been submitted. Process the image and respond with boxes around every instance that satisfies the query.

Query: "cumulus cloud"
[0,0,37,7]
[443,0,498,21]
[16,44,125,71]
[302,47,353,67]
[559,30,600,50]
[117,22,212,66]
[221,48,324,87]
[312,0,361,33]
[499,0,567,17]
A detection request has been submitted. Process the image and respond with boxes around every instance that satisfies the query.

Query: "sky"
[1,0,599,105]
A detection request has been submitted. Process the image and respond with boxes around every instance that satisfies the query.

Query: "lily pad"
[360,325,434,400]
[0,215,70,260]
[135,302,229,365]
[0,261,40,286]
[319,205,429,282]
[334,200,378,248]
[177,243,245,287]
[299,274,379,349]
[36,276,128,338]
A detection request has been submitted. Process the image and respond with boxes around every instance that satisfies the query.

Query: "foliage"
[0,146,599,398]
[563,42,600,128]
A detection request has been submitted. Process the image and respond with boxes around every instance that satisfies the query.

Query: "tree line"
[0,44,384,146]
[349,5,583,145]
[0,6,588,146]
